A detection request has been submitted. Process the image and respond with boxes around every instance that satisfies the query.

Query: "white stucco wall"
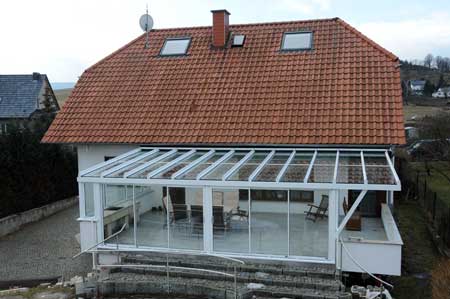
[77,144,139,172]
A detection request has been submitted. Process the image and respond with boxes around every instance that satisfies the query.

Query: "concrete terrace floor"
[0,205,91,282]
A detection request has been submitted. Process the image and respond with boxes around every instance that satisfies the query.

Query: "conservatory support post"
[203,186,213,253]
[328,190,339,262]
[93,183,103,245]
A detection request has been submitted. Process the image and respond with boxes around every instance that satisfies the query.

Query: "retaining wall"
[0,196,78,237]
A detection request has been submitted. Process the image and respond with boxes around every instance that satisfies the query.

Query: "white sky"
[1,0,449,82]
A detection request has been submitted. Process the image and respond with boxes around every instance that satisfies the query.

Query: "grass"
[390,201,441,299]
[0,286,74,299]
[408,161,450,205]
[403,105,448,122]
[54,88,73,108]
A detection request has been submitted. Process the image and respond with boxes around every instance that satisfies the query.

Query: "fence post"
[433,192,437,224]
[423,178,427,207]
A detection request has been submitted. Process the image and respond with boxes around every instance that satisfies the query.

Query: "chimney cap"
[211,9,231,15]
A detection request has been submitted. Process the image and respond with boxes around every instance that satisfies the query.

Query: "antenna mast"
[145,4,149,48]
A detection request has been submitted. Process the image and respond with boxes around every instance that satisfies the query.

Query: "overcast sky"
[1,0,449,82]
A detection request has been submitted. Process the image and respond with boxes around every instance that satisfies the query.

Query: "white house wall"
[77,144,139,172]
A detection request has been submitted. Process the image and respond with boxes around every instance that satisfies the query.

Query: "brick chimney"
[211,9,230,48]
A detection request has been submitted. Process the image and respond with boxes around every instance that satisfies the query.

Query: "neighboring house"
[409,80,426,95]
[432,87,450,98]
[0,73,60,134]
[43,11,405,279]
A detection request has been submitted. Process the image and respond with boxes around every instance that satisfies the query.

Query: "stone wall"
[0,196,78,237]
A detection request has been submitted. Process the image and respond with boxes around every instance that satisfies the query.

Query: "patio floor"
[108,210,388,258]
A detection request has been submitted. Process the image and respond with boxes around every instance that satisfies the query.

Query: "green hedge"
[0,117,78,218]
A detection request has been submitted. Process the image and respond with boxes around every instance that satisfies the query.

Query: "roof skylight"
[160,37,191,56]
[281,32,312,51]
[232,34,245,47]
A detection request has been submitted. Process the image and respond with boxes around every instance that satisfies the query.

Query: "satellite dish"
[139,14,154,32]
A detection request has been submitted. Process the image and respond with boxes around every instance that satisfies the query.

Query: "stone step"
[99,272,351,299]
[115,266,343,292]
[122,252,336,279]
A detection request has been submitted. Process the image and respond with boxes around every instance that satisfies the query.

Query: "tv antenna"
[139,4,154,48]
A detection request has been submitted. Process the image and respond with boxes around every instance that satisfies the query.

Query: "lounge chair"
[305,195,329,222]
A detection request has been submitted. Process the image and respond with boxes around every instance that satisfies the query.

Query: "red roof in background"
[43,17,405,145]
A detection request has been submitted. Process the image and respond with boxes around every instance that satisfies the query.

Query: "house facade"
[409,80,426,96]
[43,11,405,277]
[0,73,60,134]
[432,87,450,98]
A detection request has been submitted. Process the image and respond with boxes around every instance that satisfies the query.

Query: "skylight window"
[281,32,312,51]
[232,34,245,47]
[160,37,191,56]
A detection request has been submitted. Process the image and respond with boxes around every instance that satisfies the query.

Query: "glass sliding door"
[168,187,203,250]
[250,189,288,256]
[289,190,328,257]
[213,189,249,253]
[135,185,168,248]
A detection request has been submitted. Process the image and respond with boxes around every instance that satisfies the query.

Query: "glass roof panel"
[84,150,148,177]
[227,151,270,181]
[308,152,336,183]
[254,152,291,182]
[363,153,395,184]
[129,150,188,178]
[105,150,170,178]
[280,152,314,182]
[337,152,363,184]
[152,151,209,179]
[201,151,250,181]
[179,151,228,180]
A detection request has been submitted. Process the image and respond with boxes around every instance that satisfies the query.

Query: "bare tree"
[424,53,434,68]
[435,56,450,73]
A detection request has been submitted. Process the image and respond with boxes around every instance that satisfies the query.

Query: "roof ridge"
[334,18,398,62]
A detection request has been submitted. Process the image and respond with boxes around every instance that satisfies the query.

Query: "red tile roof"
[43,17,405,145]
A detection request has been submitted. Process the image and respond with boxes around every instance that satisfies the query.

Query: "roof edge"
[335,18,398,62]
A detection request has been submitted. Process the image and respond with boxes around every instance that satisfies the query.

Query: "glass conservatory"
[77,147,402,275]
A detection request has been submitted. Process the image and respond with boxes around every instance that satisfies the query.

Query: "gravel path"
[0,205,91,282]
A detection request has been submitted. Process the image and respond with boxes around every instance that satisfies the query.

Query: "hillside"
[54,88,72,108]
[401,64,450,87]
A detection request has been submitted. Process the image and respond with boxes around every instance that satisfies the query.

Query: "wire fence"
[398,159,450,252]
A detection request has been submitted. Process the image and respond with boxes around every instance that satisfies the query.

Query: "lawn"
[403,105,449,123]
[408,161,450,205]
[391,201,441,299]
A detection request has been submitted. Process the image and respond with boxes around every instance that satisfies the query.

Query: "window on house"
[232,34,245,47]
[290,190,314,203]
[281,32,313,51]
[160,38,191,56]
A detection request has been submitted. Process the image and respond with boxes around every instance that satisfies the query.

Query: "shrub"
[0,116,77,218]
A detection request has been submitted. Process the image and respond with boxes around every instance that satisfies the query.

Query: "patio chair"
[190,205,204,234]
[213,205,231,232]
[305,195,328,222]
[343,198,362,231]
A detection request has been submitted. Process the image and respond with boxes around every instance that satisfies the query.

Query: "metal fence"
[398,159,450,252]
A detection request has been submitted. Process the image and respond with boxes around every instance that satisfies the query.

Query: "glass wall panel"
[168,187,203,250]
[103,185,135,246]
[213,189,249,253]
[289,190,328,257]
[135,185,167,248]
[250,190,288,255]
[84,183,95,217]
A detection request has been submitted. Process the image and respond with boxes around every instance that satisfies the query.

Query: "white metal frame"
[78,147,401,192]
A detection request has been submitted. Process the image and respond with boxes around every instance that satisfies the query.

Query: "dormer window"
[232,34,245,47]
[160,37,191,56]
[281,31,313,51]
